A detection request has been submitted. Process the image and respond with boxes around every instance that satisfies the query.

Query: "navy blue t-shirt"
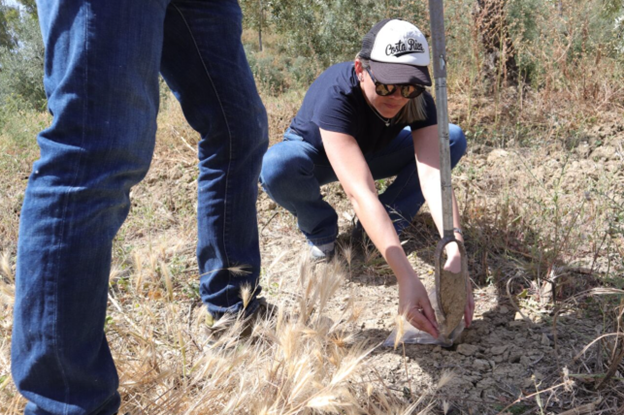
[290,61,438,154]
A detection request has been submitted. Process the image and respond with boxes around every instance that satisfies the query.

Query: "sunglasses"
[366,68,425,99]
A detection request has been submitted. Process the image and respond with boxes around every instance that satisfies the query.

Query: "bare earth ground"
[256,120,624,413]
[0,113,622,413]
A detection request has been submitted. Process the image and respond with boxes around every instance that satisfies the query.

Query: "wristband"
[453,228,463,236]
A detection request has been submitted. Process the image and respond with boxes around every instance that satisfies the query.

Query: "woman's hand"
[319,128,442,338]
[443,252,475,327]
[398,273,438,338]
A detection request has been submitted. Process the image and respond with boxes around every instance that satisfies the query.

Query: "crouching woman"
[260,19,474,337]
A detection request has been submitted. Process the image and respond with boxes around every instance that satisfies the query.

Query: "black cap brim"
[369,60,432,86]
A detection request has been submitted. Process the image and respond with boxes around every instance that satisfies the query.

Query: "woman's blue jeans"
[260,125,466,245]
[11,1,268,414]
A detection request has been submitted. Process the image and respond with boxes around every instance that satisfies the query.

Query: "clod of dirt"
[490,345,508,355]
[457,343,478,356]
[473,359,492,372]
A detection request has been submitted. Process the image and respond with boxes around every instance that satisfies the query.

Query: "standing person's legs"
[11,1,168,414]
[260,131,338,248]
[371,124,467,234]
[160,0,268,317]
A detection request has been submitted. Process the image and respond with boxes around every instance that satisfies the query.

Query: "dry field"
[1,75,623,414]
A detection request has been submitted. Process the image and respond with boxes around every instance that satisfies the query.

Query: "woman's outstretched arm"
[321,128,439,337]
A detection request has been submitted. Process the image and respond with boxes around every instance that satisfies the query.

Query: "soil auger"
[429,0,470,346]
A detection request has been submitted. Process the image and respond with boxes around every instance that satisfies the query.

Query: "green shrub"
[269,0,395,68]
[288,56,319,89]
[0,13,45,111]
[246,50,290,94]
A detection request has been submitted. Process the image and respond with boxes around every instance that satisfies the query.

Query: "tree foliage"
[15,0,36,17]
[0,2,18,50]
[268,0,430,69]
[240,0,267,51]
[0,11,45,110]
[256,0,624,90]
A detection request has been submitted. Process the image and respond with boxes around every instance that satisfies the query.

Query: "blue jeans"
[260,125,466,245]
[11,1,268,414]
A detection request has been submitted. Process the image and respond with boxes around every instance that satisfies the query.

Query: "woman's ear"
[354,59,364,82]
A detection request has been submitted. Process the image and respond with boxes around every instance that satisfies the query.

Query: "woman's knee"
[449,124,467,166]
[260,144,313,197]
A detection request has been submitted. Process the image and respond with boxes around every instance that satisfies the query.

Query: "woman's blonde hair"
[355,54,428,124]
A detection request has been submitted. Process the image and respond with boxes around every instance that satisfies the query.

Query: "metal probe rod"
[428,0,454,239]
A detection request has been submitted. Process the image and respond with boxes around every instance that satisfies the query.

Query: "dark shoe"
[350,220,375,252]
[350,222,365,245]
[204,297,277,339]
[240,296,277,337]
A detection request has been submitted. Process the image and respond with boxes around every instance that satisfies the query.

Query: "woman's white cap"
[359,19,432,86]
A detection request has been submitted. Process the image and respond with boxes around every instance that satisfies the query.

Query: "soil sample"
[437,269,467,339]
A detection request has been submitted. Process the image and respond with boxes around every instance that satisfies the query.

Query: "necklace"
[370,106,391,127]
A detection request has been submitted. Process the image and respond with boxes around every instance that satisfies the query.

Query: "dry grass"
[0,247,450,414]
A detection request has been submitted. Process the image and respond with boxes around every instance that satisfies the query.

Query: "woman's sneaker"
[309,241,335,261]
